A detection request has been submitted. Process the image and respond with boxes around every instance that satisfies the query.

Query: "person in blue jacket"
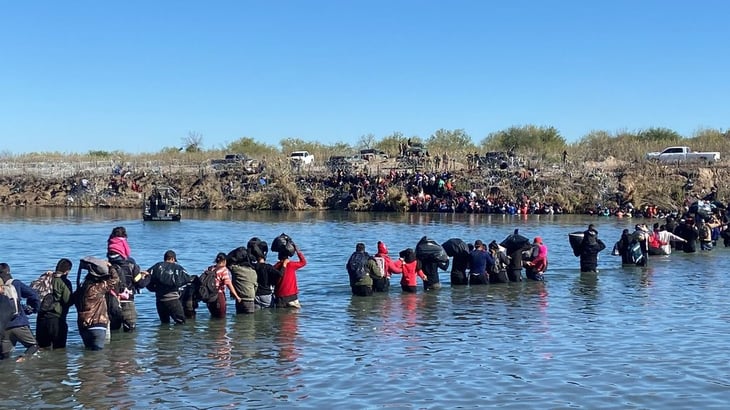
[0,263,41,362]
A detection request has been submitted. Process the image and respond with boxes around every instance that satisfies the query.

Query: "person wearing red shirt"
[273,244,306,308]
[390,248,427,293]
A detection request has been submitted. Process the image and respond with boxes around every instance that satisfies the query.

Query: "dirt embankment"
[0,158,726,213]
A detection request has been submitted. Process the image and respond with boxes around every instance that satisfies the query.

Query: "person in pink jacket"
[107,226,131,260]
[525,237,548,281]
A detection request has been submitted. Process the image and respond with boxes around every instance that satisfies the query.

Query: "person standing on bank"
[36,258,73,350]
[578,226,606,272]
[346,243,383,297]
[273,243,307,309]
[0,263,40,362]
[146,250,193,324]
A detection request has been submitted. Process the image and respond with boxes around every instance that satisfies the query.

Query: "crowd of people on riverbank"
[305,168,565,214]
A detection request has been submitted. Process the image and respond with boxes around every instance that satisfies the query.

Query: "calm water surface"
[1,208,729,409]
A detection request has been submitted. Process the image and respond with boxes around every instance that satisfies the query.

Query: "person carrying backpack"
[146,250,193,324]
[75,257,119,350]
[35,258,73,350]
[0,263,41,362]
[204,253,242,318]
[346,243,382,297]
[373,241,401,292]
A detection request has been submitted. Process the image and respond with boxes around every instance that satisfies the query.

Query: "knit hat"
[533,236,543,244]
[377,241,388,255]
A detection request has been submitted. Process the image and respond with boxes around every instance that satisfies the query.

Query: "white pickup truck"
[646,146,720,163]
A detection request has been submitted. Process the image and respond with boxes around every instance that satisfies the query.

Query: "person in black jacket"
[579,228,606,272]
[616,229,634,265]
[146,250,192,324]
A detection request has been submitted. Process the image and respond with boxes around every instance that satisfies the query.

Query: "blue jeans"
[80,327,106,350]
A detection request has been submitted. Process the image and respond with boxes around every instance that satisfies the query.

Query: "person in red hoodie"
[525,237,548,281]
[390,248,427,293]
[373,241,402,292]
[273,243,306,308]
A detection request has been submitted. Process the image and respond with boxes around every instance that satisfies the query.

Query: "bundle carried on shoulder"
[415,236,448,263]
[76,256,110,287]
[500,230,530,254]
[271,233,296,257]
[568,231,584,257]
[441,238,469,257]
[247,237,268,260]
[227,246,253,266]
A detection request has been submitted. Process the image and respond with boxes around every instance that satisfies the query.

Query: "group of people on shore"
[303,169,565,214]
[0,227,308,360]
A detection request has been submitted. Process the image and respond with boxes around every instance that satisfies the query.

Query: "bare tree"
[357,133,377,149]
[183,131,203,153]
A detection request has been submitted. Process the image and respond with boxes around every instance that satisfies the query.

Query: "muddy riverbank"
[0,157,726,213]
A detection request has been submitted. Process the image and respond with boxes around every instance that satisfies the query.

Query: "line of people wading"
[1,213,723,361]
[345,232,548,297]
[0,227,306,360]
[0,225,549,361]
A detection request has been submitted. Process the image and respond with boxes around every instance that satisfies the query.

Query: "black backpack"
[347,252,369,283]
[197,270,219,304]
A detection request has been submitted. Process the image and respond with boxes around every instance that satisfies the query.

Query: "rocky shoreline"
[0,157,727,214]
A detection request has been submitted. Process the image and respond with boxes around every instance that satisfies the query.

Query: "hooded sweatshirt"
[374,242,402,277]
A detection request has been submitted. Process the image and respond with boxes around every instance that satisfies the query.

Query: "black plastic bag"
[271,233,295,257]
[500,231,530,254]
[399,248,417,263]
[247,237,268,260]
[416,236,449,263]
[441,238,469,257]
[568,231,584,257]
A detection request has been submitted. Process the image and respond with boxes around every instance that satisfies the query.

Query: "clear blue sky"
[1,0,728,154]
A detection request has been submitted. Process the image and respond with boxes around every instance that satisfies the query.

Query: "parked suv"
[289,151,314,165]
[359,148,388,161]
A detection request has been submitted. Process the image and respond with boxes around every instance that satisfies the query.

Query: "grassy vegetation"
[1,125,728,213]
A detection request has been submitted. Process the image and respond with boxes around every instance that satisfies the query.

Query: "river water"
[1,208,729,408]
